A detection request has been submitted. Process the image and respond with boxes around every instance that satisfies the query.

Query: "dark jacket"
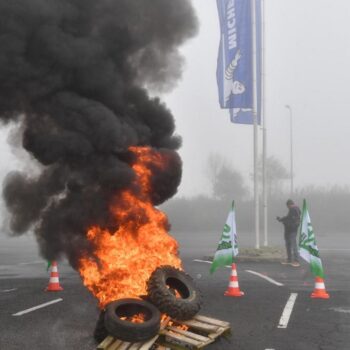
[279,205,301,233]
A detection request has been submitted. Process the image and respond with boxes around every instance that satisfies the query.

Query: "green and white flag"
[299,199,325,278]
[210,201,238,274]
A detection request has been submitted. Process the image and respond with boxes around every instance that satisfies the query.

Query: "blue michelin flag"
[216,0,261,125]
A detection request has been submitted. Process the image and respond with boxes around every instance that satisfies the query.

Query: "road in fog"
[1,233,349,349]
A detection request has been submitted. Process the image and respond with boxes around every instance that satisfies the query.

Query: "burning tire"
[147,266,202,321]
[104,298,161,342]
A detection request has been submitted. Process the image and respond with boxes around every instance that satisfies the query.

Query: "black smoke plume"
[0,0,198,266]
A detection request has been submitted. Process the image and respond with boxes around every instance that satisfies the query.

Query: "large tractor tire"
[104,298,161,342]
[147,266,202,321]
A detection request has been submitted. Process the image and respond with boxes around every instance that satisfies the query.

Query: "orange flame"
[120,313,146,324]
[79,146,182,309]
[161,315,189,331]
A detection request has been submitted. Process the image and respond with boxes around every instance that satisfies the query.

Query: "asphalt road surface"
[1,232,349,350]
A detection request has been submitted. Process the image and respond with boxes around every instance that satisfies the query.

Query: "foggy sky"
[1,0,350,200]
[163,0,350,196]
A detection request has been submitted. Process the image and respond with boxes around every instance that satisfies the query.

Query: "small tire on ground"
[147,265,202,321]
[94,310,109,344]
[104,298,161,342]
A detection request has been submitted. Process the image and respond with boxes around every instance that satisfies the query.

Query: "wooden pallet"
[97,315,230,350]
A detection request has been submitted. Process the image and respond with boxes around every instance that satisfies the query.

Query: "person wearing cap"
[277,199,301,267]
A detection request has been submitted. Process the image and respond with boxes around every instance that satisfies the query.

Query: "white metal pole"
[262,0,268,246]
[252,0,260,249]
[290,108,294,197]
[285,105,294,197]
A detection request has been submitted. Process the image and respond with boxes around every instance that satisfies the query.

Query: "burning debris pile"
[79,146,183,307]
[0,0,202,343]
[1,0,197,293]
[95,266,202,344]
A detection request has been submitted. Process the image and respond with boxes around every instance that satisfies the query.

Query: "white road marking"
[0,265,17,269]
[1,288,17,293]
[329,307,350,314]
[193,259,232,268]
[193,259,212,264]
[12,298,63,316]
[194,260,284,288]
[277,293,298,329]
[18,260,43,266]
[245,270,284,287]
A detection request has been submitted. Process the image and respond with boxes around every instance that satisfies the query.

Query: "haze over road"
[1,232,349,349]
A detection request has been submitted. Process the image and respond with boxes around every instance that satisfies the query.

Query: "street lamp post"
[285,105,294,197]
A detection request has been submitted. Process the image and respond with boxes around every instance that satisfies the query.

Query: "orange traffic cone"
[311,277,329,299]
[224,263,244,297]
[45,261,63,292]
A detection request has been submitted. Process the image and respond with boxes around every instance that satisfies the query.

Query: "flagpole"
[251,0,260,249]
[262,0,268,247]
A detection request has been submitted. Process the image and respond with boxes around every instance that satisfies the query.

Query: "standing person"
[277,199,301,267]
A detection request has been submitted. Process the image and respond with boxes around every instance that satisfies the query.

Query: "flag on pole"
[299,199,325,278]
[210,201,239,274]
[216,0,261,125]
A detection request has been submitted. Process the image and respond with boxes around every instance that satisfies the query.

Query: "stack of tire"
[94,266,202,343]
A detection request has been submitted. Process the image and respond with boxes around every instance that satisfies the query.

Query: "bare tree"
[258,156,289,197]
[206,153,248,201]
[206,153,225,190]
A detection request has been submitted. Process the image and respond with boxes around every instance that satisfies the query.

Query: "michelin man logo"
[224,49,245,106]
